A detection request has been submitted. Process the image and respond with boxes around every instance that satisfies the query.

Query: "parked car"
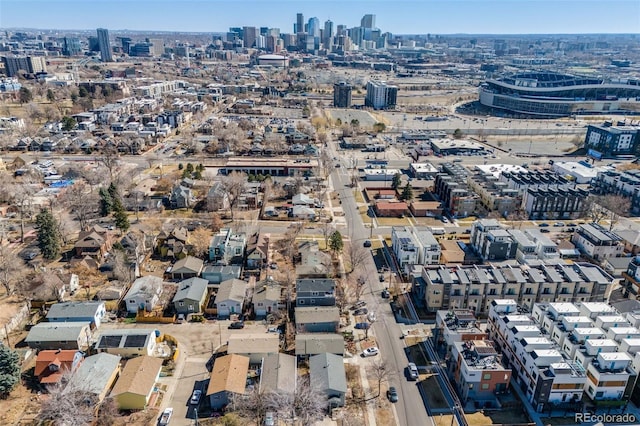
[367,312,377,322]
[381,289,390,299]
[407,363,419,380]
[387,386,399,403]
[351,301,366,310]
[540,229,550,233]
[567,223,577,227]
[539,223,549,227]
[553,222,565,227]
[353,308,368,316]
[362,347,379,357]
[190,389,202,405]
[228,321,245,329]
[379,275,385,282]
[159,408,173,426]
[264,412,275,426]
[363,240,372,248]
[355,322,370,330]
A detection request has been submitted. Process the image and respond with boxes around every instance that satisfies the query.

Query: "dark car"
[540,229,550,233]
[351,301,366,310]
[381,289,390,299]
[228,321,245,329]
[353,308,368,316]
[379,275,385,282]
[387,387,398,403]
[355,322,370,330]
[539,223,549,227]
[363,240,372,248]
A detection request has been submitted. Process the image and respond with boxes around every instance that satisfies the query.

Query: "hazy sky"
[1,0,639,34]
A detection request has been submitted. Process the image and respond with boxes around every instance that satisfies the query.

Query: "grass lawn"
[354,190,365,204]
[376,217,412,227]
[419,376,449,411]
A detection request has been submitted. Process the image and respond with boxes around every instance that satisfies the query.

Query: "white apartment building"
[571,223,624,262]
[391,227,441,272]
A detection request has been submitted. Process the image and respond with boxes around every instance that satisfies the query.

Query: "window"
[483,374,491,380]
[178,302,184,306]
[129,300,136,304]
[481,384,489,390]
[299,300,305,305]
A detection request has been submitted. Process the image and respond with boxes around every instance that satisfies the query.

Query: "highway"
[327,140,432,426]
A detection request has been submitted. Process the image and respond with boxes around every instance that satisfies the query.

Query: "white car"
[190,389,202,405]
[362,347,379,357]
[367,312,377,322]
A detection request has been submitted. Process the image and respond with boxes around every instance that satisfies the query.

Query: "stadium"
[479,71,640,117]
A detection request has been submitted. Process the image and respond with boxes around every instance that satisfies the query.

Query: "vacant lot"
[327,109,378,128]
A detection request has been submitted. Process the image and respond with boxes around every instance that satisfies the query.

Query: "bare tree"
[271,376,325,425]
[95,397,121,426]
[190,226,211,259]
[38,370,96,426]
[321,222,334,251]
[230,386,274,425]
[370,358,392,398]
[585,194,631,229]
[221,172,247,219]
[346,243,369,275]
[61,181,97,231]
[98,146,120,182]
[112,250,134,284]
[281,222,303,263]
[0,245,25,295]
[6,181,36,242]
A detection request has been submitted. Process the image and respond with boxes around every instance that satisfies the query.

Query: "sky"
[1,0,639,35]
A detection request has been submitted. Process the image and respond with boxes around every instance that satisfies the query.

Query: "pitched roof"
[172,255,204,274]
[252,283,281,303]
[206,354,249,396]
[46,301,104,320]
[260,353,296,394]
[69,353,121,395]
[110,356,163,397]
[227,334,279,355]
[217,279,247,303]
[309,353,347,394]
[75,231,105,248]
[172,277,209,302]
[126,276,164,300]
[25,322,90,343]
[35,350,83,383]
[295,334,345,355]
[246,233,270,258]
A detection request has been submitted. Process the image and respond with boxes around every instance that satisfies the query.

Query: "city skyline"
[1,0,639,35]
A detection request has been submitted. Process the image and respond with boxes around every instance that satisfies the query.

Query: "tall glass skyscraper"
[307,17,320,38]
[96,28,113,62]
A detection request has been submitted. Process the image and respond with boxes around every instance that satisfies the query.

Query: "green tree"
[178,163,184,170]
[391,173,402,190]
[18,86,33,104]
[46,88,55,103]
[61,116,76,132]
[193,170,202,180]
[197,163,205,172]
[78,86,89,98]
[453,128,464,139]
[98,187,113,216]
[112,197,130,232]
[70,91,78,103]
[373,122,386,133]
[186,163,194,173]
[401,183,414,201]
[0,345,21,398]
[36,209,61,260]
[328,230,344,255]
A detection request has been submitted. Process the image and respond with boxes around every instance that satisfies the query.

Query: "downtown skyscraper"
[96,28,113,62]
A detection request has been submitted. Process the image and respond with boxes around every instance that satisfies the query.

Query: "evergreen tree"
[186,163,194,173]
[328,230,344,255]
[401,183,414,201]
[36,209,61,260]
[0,345,21,398]
[61,116,76,132]
[108,182,119,201]
[112,197,130,232]
[46,88,55,103]
[98,187,113,216]
[391,173,402,190]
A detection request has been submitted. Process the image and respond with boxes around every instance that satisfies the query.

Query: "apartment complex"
[96,28,113,62]
[592,169,640,215]
[365,80,398,110]
[470,219,517,261]
[571,223,623,262]
[585,123,640,158]
[467,170,520,216]
[434,163,479,218]
[333,81,352,108]
[416,262,613,313]
[391,226,440,272]
[488,300,639,412]
[522,186,588,220]
[1,55,47,77]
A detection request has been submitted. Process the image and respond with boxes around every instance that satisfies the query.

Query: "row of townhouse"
[413,261,613,314]
[487,300,640,413]
[391,226,441,273]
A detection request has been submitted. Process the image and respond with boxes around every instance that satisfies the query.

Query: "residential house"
[246,232,270,271]
[202,265,242,285]
[290,205,316,220]
[292,193,314,206]
[25,322,91,351]
[46,301,106,329]
[206,354,249,410]
[95,329,157,358]
[169,255,204,280]
[295,334,345,357]
[23,274,70,303]
[309,353,348,408]
[296,241,331,278]
[259,353,297,395]
[210,228,247,265]
[252,281,281,318]
[295,306,340,333]
[227,334,280,364]
[375,201,409,218]
[296,279,336,307]
[156,226,189,259]
[572,223,624,262]
[170,185,194,209]
[110,356,163,410]
[35,350,84,385]
[206,182,230,212]
[172,277,209,314]
[67,353,121,403]
[74,225,112,260]
[215,279,247,318]
[124,276,164,313]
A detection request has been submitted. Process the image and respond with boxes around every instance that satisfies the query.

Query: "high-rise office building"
[333,82,352,108]
[88,36,100,52]
[323,20,334,47]
[307,17,320,38]
[243,26,258,48]
[63,37,82,56]
[147,38,164,57]
[117,37,132,55]
[1,56,47,77]
[336,25,347,36]
[365,80,398,110]
[96,28,113,62]
[295,13,304,33]
[361,14,376,29]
